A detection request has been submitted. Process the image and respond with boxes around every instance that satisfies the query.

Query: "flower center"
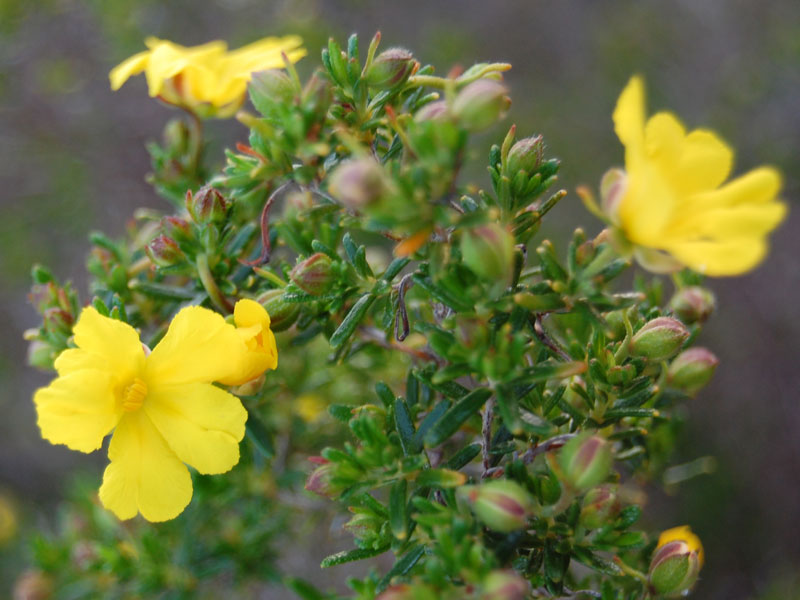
[122,377,148,412]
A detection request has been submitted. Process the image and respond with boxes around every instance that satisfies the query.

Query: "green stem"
[582,244,618,279]
[196,253,233,314]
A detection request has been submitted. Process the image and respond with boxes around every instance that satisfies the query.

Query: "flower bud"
[415,100,449,122]
[329,159,387,210]
[42,307,73,337]
[304,461,340,498]
[505,135,544,175]
[257,289,300,332]
[250,69,297,105]
[13,570,52,600]
[452,79,510,131]
[599,168,626,224]
[377,584,436,600]
[145,235,185,268]
[365,48,416,89]
[301,72,333,114]
[343,510,383,542]
[163,118,191,155]
[579,484,620,529]
[185,186,228,225]
[460,480,534,532]
[558,433,613,492]
[460,223,515,291]
[481,570,530,600]
[667,347,719,396]
[648,526,704,597]
[630,317,689,362]
[290,253,334,296]
[161,216,193,245]
[669,286,716,325]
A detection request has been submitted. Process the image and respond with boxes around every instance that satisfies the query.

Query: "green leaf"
[321,545,389,568]
[375,382,396,407]
[128,280,195,300]
[394,397,417,455]
[415,468,467,488]
[330,294,375,348]
[283,577,329,600]
[377,544,426,592]
[412,400,451,449]
[424,387,492,447]
[444,443,481,470]
[389,479,408,541]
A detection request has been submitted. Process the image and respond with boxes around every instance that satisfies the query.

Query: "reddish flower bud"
[481,570,530,600]
[559,434,613,492]
[290,253,334,296]
[329,159,387,210]
[630,317,689,362]
[161,216,193,245]
[668,347,719,396]
[460,480,534,532]
[669,286,716,325]
[415,100,449,122]
[145,235,185,268]
[452,79,510,131]
[305,462,339,498]
[579,484,620,529]
[185,186,228,224]
[250,69,297,105]
[365,48,416,89]
[649,526,704,597]
[506,135,544,175]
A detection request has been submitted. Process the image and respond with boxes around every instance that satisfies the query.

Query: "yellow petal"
[143,39,226,98]
[613,75,646,150]
[217,299,277,386]
[145,305,247,386]
[618,160,676,245]
[675,129,733,195]
[109,51,150,90]
[98,411,192,522]
[692,166,782,209]
[72,307,145,384]
[145,382,247,475]
[658,526,704,567]
[665,236,768,276]
[668,202,787,240]
[34,369,121,453]
[645,111,686,171]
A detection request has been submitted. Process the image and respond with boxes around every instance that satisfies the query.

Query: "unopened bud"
[161,216,193,245]
[668,347,718,396]
[329,159,386,210]
[630,317,689,362]
[506,135,544,175]
[649,526,704,597]
[304,461,339,498]
[163,119,191,155]
[250,69,296,105]
[145,235,185,268]
[43,307,73,336]
[599,168,626,224]
[460,223,515,290]
[460,480,534,532]
[669,286,716,325]
[290,253,334,296]
[185,186,228,225]
[452,79,510,131]
[579,484,620,529]
[559,434,613,491]
[301,71,332,113]
[481,570,530,600]
[13,570,52,600]
[365,48,416,89]
[257,289,300,332]
[343,511,382,541]
[415,100,449,122]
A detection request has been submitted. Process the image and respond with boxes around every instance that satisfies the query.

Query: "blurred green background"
[1,0,798,597]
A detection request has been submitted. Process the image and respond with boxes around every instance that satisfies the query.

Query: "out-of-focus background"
[1,1,798,597]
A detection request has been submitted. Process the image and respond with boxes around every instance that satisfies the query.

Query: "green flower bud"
[290,253,334,296]
[649,541,701,597]
[301,71,332,115]
[559,433,613,492]
[304,460,340,498]
[481,570,530,600]
[630,317,689,362]
[161,216,193,246]
[599,168,626,225]
[42,307,73,337]
[329,159,387,210]
[250,69,296,105]
[452,79,510,131]
[579,484,620,529]
[185,186,228,225]
[343,510,383,541]
[257,289,300,332]
[365,48,416,89]
[414,100,448,122]
[669,286,716,324]
[163,118,191,155]
[506,135,544,175]
[145,235,185,268]
[668,347,719,396]
[460,223,515,292]
[460,480,534,532]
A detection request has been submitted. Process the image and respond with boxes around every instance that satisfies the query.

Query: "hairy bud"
[329,159,386,210]
[145,235,185,268]
[669,286,716,324]
[630,317,689,362]
[460,480,534,532]
[668,347,719,396]
[186,186,228,225]
[290,253,334,296]
[452,79,510,131]
[304,461,339,498]
[506,135,544,175]
[460,223,515,292]
[559,434,613,491]
[257,289,300,332]
[365,48,416,89]
[161,216,193,246]
[415,100,449,122]
[250,69,296,105]
[579,484,620,529]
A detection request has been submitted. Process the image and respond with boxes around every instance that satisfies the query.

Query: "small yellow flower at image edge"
[33,300,277,522]
[601,75,786,276]
[109,36,306,118]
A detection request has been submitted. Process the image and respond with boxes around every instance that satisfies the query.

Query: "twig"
[481,397,495,477]
[531,314,571,361]
[521,433,577,465]
[394,273,414,341]
[359,326,441,364]
[240,181,293,266]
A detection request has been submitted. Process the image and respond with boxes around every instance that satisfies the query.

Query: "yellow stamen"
[122,378,148,412]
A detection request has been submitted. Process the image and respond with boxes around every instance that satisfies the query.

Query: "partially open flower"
[649,525,704,597]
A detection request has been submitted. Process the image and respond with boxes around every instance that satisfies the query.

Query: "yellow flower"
[657,525,704,567]
[607,75,786,276]
[219,298,278,386]
[110,36,306,118]
[34,301,276,522]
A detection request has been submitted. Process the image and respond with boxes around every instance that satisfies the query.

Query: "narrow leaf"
[424,388,492,447]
